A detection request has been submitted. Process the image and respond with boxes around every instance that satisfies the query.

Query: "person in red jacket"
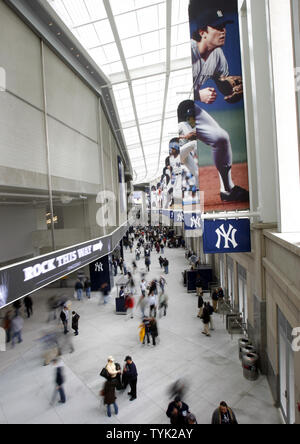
[125,294,135,319]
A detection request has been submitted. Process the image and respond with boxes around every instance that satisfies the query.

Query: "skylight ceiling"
[47,0,193,184]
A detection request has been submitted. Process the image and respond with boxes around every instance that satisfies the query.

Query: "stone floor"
[0,245,283,424]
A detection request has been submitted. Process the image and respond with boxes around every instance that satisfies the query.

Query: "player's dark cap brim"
[190,9,234,35]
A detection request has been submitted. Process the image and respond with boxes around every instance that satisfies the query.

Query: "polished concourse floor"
[0,245,282,424]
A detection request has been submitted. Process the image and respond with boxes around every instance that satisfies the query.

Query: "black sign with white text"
[0,223,130,309]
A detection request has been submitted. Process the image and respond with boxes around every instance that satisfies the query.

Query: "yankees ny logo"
[95,262,103,272]
[215,224,238,249]
[190,216,202,229]
[177,213,184,223]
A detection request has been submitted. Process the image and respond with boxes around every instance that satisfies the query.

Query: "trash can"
[238,338,251,360]
[115,296,127,315]
[240,344,256,361]
[242,353,259,381]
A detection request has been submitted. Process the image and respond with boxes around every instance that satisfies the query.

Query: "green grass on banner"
[197,108,248,167]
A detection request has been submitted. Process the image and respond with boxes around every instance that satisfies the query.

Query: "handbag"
[100,367,110,379]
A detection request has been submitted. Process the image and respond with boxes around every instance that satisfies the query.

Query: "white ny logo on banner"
[190,216,202,229]
[177,213,184,223]
[215,224,238,249]
[95,262,103,272]
[0,327,6,352]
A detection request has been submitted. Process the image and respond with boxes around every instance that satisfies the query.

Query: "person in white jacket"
[148,292,157,318]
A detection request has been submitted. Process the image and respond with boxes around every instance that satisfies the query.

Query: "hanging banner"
[117,156,127,215]
[0,222,129,309]
[178,100,203,236]
[203,219,251,254]
[189,0,250,213]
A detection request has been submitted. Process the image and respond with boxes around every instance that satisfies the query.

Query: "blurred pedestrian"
[159,291,168,317]
[60,306,69,335]
[125,293,135,319]
[51,359,66,405]
[100,282,110,305]
[196,275,203,297]
[207,302,215,331]
[101,378,119,417]
[212,289,219,313]
[75,280,83,301]
[166,396,190,425]
[201,303,211,337]
[11,313,24,348]
[163,258,169,274]
[13,300,22,316]
[149,317,158,346]
[84,278,91,299]
[72,311,80,336]
[197,292,204,318]
[2,310,12,344]
[211,401,238,424]
[145,256,151,272]
[148,292,157,318]
[24,296,33,318]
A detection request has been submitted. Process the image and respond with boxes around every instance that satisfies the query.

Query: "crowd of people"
[0,224,239,425]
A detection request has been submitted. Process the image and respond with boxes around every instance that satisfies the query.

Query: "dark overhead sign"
[0,222,130,309]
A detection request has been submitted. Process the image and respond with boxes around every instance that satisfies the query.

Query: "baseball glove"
[217,76,243,104]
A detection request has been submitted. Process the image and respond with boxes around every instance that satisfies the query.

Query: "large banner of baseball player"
[189,0,250,213]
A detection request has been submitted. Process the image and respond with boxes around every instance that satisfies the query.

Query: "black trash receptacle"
[242,353,259,381]
[115,296,127,315]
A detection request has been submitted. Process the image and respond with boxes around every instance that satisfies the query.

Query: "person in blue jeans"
[84,278,91,299]
[11,314,24,348]
[101,379,118,417]
[163,258,169,274]
[51,359,66,405]
[75,280,83,301]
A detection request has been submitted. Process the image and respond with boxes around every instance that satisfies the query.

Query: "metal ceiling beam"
[103,0,148,183]
[150,0,172,183]
[72,1,165,30]
[109,57,192,87]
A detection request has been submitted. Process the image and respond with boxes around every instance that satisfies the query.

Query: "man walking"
[24,296,33,318]
[123,356,138,401]
[51,358,66,405]
[11,313,24,348]
[75,280,83,301]
[60,306,69,334]
[72,311,80,336]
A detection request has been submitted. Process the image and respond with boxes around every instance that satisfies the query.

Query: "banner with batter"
[177,100,203,235]
[189,0,250,213]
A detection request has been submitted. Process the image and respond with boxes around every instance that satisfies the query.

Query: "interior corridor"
[0,245,282,424]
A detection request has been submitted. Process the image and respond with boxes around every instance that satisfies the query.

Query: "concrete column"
[240,0,278,223]
[267,0,300,232]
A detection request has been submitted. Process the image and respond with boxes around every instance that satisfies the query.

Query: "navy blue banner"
[203,219,251,254]
[184,212,203,232]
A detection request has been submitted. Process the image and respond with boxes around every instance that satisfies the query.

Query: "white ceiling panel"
[47,0,193,183]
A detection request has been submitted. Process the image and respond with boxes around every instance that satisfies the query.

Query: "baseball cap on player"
[169,142,180,154]
[190,8,233,37]
[186,108,195,119]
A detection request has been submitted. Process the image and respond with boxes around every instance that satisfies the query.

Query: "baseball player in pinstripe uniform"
[190,7,249,203]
